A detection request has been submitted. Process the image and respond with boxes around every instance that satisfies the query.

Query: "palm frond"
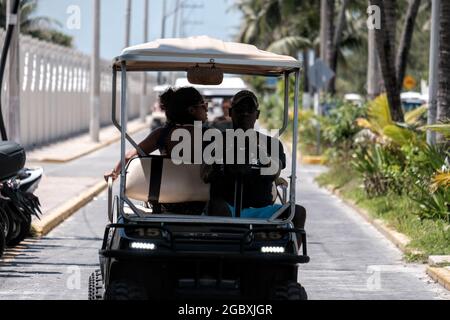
[266,36,311,55]
[419,124,450,138]
[405,105,427,125]
[368,94,393,133]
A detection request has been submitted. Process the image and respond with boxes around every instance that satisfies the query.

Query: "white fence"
[0,29,156,149]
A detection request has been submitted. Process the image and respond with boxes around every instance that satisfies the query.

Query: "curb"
[29,121,150,163]
[31,180,107,236]
[426,267,450,291]
[302,155,325,165]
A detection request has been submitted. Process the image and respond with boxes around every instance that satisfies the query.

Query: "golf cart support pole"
[120,61,128,212]
[111,66,146,157]
[289,70,300,219]
[279,72,290,137]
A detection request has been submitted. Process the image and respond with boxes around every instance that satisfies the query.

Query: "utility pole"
[319,0,329,63]
[427,0,440,145]
[172,0,181,38]
[90,0,101,142]
[123,0,132,124]
[179,1,204,37]
[170,0,181,85]
[157,0,167,85]
[140,0,149,123]
[6,0,21,143]
[124,0,132,48]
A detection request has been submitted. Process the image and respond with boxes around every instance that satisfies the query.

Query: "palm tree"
[396,0,422,94]
[437,0,450,139]
[369,0,422,123]
[0,0,72,47]
[236,0,311,56]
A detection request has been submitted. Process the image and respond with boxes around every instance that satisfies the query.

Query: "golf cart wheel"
[104,280,148,300]
[88,269,104,300]
[272,281,308,300]
[7,216,31,247]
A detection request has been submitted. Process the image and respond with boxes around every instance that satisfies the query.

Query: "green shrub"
[352,144,404,197]
[322,99,367,160]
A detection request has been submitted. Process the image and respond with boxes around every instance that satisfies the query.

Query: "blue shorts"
[227,204,283,219]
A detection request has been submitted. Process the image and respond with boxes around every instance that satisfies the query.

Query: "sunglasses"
[189,101,208,111]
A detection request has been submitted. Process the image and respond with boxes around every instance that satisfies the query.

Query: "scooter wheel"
[0,222,5,258]
[0,208,10,241]
[7,216,31,247]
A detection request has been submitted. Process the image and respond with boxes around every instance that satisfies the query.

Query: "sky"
[34,0,242,60]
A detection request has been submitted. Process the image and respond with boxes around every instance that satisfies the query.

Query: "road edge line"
[31,180,107,236]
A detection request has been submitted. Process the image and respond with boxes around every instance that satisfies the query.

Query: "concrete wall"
[0,29,156,149]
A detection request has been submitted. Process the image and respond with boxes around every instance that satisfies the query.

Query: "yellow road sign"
[403,75,417,90]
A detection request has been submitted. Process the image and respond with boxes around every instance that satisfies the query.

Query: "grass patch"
[317,163,450,262]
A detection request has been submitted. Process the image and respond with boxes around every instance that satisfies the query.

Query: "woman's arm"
[104,128,163,181]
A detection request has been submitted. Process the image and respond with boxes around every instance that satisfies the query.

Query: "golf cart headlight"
[130,242,156,250]
[261,246,285,254]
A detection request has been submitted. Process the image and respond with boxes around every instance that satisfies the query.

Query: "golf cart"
[89,36,309,300]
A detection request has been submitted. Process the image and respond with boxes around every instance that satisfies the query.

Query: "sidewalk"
[27,117,151,163]
[27,117,151,235]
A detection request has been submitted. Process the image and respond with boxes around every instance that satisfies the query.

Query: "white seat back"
[125,157,210,203]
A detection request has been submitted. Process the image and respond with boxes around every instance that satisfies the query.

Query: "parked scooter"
[0,0,43,258]
[0,143,43,257]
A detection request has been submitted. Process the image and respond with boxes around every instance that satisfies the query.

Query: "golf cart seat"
[125,156,210,209]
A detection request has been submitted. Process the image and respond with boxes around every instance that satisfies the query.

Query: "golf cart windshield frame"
[112,58,301,226]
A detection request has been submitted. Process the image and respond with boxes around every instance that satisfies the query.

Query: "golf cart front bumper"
[99,223,310,264]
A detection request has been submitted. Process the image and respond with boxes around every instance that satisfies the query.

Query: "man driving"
[205,90,306,240]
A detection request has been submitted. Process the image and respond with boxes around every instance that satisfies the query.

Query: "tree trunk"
[320,0,335,92]
[367,26,383,99]
[370,0,404,122]
[396,0,421,92]
[437,0,450,133]
[329,0,349,94]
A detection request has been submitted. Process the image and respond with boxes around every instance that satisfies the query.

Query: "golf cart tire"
[272,281,307,300]
[104,280,148,300]
[7,216,30,247]
[89,269,104,300]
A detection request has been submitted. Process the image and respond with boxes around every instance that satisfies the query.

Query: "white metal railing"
[0,29,156,148]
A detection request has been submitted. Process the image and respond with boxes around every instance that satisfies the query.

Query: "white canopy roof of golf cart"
[114,36,301,76]
[175,77,248,97]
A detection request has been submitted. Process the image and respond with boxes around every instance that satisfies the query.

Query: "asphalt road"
[0,135,449,300]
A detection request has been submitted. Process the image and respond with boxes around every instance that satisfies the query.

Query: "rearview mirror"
[187,65,223,85]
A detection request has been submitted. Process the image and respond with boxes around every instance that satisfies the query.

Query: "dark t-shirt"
[209,132,286,209]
